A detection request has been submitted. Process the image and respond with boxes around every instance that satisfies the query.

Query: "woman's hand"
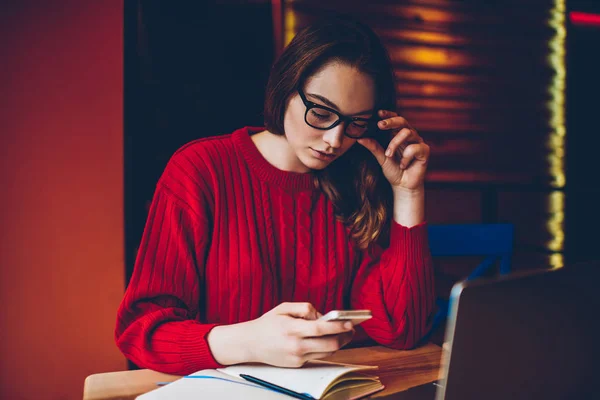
[245,302,355,368]
[358,110,430,192]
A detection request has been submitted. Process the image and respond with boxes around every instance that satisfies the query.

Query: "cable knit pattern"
[295,190,313,300]
[115,126,435,375]
[260,180,277,311]
[278,188,297,301]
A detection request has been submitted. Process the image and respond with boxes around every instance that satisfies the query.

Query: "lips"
[311,148,336,158]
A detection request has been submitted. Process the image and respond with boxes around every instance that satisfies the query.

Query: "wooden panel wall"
[279,0,559,183]
[276,0,566,269]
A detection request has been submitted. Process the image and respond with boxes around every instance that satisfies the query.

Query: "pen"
[239,374,315,400]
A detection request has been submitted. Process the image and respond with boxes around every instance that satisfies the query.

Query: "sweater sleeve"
[350,221,435,349]
[115,176,222,375]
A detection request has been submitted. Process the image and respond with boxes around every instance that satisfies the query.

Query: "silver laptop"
[383,262,598,400]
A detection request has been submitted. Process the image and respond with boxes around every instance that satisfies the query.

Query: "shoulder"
[155,130,240,211]
[159,128,245,187]
[171,132,234,173]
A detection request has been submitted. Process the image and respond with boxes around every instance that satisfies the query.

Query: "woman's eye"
[352,121,368,128]
[310,109,333,120]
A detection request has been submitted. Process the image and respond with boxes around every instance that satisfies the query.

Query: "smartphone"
[319,310,372,325]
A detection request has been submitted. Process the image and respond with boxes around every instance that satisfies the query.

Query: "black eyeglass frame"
[297,88,379,139]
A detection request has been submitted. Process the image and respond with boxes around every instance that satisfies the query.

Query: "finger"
[289,319,353,338]
[309,320,354,337]
[356,138,387,166]
[335,330,355,348]
[276,302,319,320]
[341,330,355,347]
[399,143,430,170]
[378,115,411,131]
[385,128,413,158]
[300,351,337,363]
[378,109,398,118]
[300,332,355,354]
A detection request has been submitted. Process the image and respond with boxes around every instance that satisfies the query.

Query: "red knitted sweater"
[115,127,435,375]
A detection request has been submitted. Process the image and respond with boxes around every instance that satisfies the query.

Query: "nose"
[322,123,345,150]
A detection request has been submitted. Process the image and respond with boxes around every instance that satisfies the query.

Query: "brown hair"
[263,15,396,249]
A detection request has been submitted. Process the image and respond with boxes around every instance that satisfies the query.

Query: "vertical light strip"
[284,6,297,47]
[546,0,566,268]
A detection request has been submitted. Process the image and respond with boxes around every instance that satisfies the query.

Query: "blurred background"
[1,0,599,399]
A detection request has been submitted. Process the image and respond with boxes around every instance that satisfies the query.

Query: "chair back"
[422,223,515,343]
[428,223,514,277]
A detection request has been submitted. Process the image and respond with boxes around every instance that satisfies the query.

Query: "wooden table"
[83,343,442,400]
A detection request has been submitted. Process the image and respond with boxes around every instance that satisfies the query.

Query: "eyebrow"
[307,92,374,117]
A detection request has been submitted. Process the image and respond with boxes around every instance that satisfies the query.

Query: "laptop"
[381,262,599,400]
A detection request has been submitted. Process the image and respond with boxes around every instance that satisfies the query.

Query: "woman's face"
[282,62,376,172]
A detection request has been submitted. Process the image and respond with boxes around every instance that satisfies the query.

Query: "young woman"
[115,15,434,375]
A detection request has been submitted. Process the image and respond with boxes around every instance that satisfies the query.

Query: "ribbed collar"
[232,126,317,191]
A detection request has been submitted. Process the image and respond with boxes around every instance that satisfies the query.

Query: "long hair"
[263,15,396,249]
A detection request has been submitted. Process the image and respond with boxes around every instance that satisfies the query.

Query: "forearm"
[392,185,425,227]
[351,218,434,348]
[206,320,256,365]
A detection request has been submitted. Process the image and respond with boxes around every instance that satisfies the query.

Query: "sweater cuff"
[387,220,429,267]
[180,323,224,373]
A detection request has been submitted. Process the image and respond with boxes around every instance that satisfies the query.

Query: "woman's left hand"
[357,110,430,191]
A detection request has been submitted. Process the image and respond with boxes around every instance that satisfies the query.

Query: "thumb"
[276,302,319,320]
[357,138,386,166]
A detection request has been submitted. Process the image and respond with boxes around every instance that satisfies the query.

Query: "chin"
[300,155,331,171]
[308,163,328,171]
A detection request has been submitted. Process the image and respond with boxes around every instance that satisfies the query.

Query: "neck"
[251,130,310,173]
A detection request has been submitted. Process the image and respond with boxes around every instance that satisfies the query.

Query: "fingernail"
[385,149,392,157]
[344,322,353,330]
[380,120,387,127]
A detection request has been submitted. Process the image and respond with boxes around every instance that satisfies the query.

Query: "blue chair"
[423,223,515,341]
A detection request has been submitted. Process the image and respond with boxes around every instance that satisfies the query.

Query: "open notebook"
[137,360,384,400]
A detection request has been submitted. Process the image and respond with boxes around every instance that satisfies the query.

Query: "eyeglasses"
[297,88,378,139]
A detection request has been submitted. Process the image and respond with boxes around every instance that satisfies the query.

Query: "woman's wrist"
[391,185,425,227]
[206,320,256,365]
[391,184,424,198]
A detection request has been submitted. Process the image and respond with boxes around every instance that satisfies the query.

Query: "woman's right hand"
[246,302,355,367]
